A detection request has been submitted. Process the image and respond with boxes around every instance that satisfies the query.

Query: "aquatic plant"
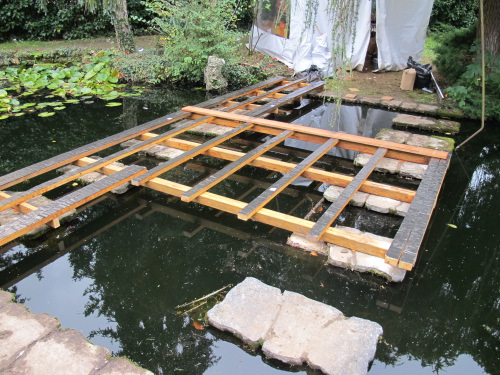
[0,52,141,119]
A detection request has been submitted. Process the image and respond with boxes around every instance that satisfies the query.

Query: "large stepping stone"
[208,277,383,375]
[376,128,454,152]
[392,114,460,134]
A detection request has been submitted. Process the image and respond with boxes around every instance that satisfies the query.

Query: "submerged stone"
[207,277,383,375]
[324,185,368,207]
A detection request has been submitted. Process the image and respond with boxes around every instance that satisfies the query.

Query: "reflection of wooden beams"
[308,148,387,240]
[182,106,449,163]
[145,178,389,258]
[0,166,145,247]
[138,135,416,203]
[238,139,338,221]
[181,130,293,202]
[0,202,147,289]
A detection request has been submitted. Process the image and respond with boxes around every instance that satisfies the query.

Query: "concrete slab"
[287,233,328,255]
[5,329,109,375]
[400,161,428,180]
[354,154,401,174]
[393,114,460,134]
[97,358,154,375]
[0,289,13,306]
[324,185,368,207]
[375,128,412,144]
[190,123,232,136]
[262,291,343,365]
[365,195,409,216]
[307,317,383,375]
[0,303,60,370]
[208,278,384,375]
[207,277,283,345]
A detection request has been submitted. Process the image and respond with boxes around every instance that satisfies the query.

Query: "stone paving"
[208,277,383,375]
[0,289,152,375]
[392,114,460,134]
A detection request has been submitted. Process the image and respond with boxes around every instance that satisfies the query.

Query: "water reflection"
[286,102,396,159]
[0,92,498,374]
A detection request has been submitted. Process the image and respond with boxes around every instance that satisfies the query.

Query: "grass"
[422,33,439,65]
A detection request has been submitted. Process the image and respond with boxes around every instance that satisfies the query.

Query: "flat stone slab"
[207,277,283,345]
[328,227,406,282]
[287,233,328,255]
[5,329,109,375]
[208,277,383,375]
[0,302,60,369]
[375,128,454,151]
[324,185,368,207]
[0,289,152,375]
[393,114,460,134]
[354,154,402,175]
[0,192,77,239]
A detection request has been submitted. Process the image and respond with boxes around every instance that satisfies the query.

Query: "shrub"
[434,25,500,121]
[142,0,241,84]
[429,0,478,31]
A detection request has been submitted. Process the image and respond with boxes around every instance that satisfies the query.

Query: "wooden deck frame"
[0,79,450,271]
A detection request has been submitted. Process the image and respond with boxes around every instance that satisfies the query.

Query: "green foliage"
[434,25,500,121]
[0,52,142,118]
[111,49,169,84]
[0,0,149,42]
[221,62,270,89]
[142,0,240,84]
[429,0,478,31]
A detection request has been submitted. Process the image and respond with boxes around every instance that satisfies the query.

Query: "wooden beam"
[0,117,215,213]
[132,124,254,186]
[0,76,285,191]
[0,191,60,228]
[238,139,338,221]
[308,148,388,240]
[145,178,389,258]
[181,130,294,202]
[139,134,417,202]
[181,106,449,163]
[0,166,146,247]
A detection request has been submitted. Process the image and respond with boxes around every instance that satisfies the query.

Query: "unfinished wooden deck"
[0,77,450,271]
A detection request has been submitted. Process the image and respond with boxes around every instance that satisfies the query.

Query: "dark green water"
[0,90,498,375]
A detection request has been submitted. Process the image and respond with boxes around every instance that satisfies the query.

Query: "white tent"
[249,0,434,74]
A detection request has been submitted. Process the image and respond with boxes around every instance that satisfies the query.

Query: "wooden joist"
[308,148,388,240]
[139,134,417,203]
[0,166,146,247]
[238,139,338,221]
[182,106,449,163]
[181,130,294,203]
[132,123,254,186]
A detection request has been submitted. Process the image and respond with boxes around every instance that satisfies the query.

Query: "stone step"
[392,114,460,134]
[0,289,152,375]
[207,277,383,375]
[376,128,454,152]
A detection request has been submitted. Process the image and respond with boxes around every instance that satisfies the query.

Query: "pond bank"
[0,289,152,375]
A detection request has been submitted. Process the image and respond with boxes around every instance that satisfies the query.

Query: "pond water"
[0,88,498,375]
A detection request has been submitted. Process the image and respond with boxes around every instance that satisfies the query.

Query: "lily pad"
[0,115,9,120]
[64,99,80,104]
[105,102,122,107]
[54,106,66,110]
[38,112,56,117]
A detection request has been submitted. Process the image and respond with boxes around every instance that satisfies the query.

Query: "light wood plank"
[238,139,338,221]
[308,148,388,240]
[181,106,449,162]
[181,130,294,202]
[139,134,417,202]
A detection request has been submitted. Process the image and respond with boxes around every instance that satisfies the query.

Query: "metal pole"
[456,0,486,150]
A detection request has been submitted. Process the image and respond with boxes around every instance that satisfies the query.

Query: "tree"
[84,0,136,53]
[39,0,136,52]
[483,0,499,55]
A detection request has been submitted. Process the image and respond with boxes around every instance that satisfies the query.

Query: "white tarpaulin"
[376,0,434,70]
[250,0,434,74]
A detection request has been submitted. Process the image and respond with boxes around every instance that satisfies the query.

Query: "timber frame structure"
[0,77,450,271]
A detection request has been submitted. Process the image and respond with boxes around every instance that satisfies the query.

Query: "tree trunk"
[113,0,135,53]
[483,0,499,55]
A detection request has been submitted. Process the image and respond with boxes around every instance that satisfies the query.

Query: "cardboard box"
[400,68,416,91]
